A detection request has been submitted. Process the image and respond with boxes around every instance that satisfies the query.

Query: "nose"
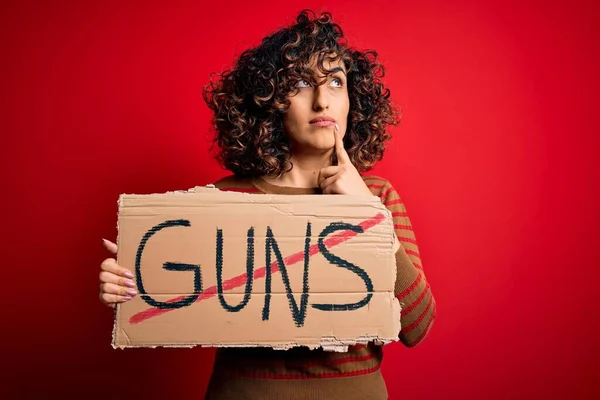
[312,85,329,111]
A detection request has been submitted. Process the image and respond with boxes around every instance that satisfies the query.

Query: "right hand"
[99,239,137,308]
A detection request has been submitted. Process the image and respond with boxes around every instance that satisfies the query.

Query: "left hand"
[318,125,373,196]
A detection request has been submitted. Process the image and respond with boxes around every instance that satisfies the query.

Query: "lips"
[309,116,336,127]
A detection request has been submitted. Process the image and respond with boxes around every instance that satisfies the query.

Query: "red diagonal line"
[129,212,386,324]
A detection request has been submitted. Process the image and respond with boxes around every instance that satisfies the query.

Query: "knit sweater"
[204,174,436,400]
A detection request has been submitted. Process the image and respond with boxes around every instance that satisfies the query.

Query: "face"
[283,55,350,154]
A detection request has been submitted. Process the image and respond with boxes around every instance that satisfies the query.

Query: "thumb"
[102,238,118,255]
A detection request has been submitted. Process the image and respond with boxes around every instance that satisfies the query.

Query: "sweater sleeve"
[365,177,436,347]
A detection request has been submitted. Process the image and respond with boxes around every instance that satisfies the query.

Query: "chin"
[290,132,335,153]
[302,140,334,152]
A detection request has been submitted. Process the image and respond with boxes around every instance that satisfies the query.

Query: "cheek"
[336,91,350,113]
[282,110,299,141]
[282,110,296,132]
[338,97,350,128]
[283,101,303,129]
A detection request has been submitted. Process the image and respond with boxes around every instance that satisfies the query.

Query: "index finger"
[102,238,118,255]
[334,124,350,165]
[101,257,134,279]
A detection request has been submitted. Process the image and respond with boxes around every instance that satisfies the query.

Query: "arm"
[366,177,436,347]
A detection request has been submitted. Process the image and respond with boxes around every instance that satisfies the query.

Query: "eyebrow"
[301,66,347,77]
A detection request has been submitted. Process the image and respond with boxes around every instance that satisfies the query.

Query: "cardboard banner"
[112,186,401,352]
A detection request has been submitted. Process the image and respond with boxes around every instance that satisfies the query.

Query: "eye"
[296,80,311,88]
[330,78,343,87]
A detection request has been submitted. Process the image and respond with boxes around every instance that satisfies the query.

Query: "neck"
[264,150,334,188]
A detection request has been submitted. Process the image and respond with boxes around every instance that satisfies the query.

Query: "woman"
[99,9,435,399]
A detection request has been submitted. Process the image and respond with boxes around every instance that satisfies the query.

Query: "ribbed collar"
[250,177,322,195]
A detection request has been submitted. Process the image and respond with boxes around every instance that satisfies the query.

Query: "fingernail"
[334,123,339,132]
[122,296,132,301]
[125,280,136,288]
[124,271,134,279]
[126,289,137,296]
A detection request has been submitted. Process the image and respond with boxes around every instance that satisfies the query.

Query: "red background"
[2,0,598,398]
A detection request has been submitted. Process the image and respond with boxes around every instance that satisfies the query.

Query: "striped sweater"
[204,174,436,400]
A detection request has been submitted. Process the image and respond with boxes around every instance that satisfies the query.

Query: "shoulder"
[361,174,406,213]
[361,174,397,200]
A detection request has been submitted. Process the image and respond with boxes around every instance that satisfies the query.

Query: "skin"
[99,54,373,307]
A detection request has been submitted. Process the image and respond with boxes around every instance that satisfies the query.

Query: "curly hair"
[202,9,400,178]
